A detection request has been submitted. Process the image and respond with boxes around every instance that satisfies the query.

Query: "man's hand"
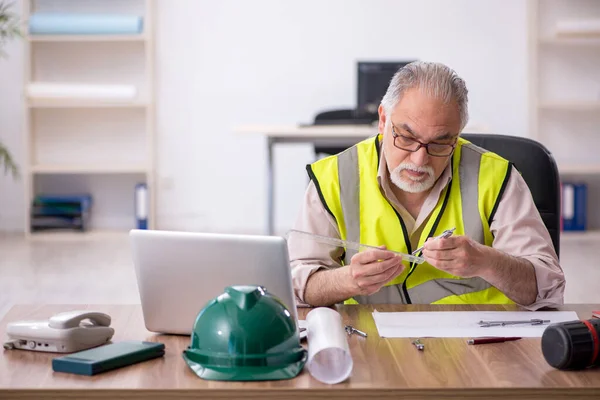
[302,247,404,306]
[344,248,404,296]
[422,235,488,278]
[422,235,539,306]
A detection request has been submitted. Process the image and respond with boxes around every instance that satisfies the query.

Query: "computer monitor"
[357,61,415,114]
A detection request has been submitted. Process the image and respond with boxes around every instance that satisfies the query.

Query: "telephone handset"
[3,310,115,353]
[49,311,111,329]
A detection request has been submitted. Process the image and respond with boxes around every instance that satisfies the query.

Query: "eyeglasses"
[391,124,457,157]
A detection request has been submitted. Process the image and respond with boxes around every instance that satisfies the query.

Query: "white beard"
[390,163,436,193]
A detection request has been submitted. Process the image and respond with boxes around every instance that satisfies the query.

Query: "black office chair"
[312,109,376,156]
[462,134,561,257]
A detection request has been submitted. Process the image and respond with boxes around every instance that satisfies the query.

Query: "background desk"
[2,303,600,399]
[236,124,378,235]
[237,124,490,235]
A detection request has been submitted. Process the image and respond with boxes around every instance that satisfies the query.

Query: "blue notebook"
[52,341,165,376]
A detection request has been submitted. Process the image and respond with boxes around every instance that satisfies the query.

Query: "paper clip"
[412,339,424,351]
[478,319,551,327]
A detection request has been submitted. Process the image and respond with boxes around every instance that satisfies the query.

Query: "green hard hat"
[182,285,307,381]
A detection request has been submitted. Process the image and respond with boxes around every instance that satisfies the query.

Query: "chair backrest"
[462,133,561,257]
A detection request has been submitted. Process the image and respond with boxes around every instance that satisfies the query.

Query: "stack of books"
[30,195,92,232]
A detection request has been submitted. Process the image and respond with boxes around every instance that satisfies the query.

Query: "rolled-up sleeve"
[288,181,344,306]
[489,166,566,310]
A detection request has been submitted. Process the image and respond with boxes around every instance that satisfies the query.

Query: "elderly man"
[288,61,565,309]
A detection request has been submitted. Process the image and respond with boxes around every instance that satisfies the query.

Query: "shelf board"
[28,34,147,43]
[28,229,130,242]
[539,101,600,111]
[27,99,149,109]
[540,36,600,46]
[561,230,600,242]
[31,165,148,174]
[557,164,600,174]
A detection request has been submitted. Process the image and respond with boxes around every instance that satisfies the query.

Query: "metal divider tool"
[411,227,456,256]
[286,229,426,264]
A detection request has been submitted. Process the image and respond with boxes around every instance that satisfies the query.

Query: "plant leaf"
[0,141,19,179]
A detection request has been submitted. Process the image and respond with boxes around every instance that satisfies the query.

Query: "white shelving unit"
[28,99,150,108]
[22,0,156,239]
[28,34,148,42]
[528,0,600,237]
[561,229,600,242]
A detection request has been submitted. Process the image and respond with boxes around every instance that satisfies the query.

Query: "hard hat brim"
[182,350,307,381]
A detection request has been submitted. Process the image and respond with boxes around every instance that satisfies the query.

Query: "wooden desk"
[2,304,600,400]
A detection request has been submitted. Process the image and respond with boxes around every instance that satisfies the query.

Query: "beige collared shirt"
[288,146,565,310]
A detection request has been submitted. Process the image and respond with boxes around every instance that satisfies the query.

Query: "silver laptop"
[129,229,298,335]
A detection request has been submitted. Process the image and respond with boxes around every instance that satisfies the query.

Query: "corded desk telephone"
[3,310,115,353]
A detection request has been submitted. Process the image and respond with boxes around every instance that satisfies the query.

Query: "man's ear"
[378,104,387,133]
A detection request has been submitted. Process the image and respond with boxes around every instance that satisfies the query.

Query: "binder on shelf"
[31,194,92,232]
[561,182,587,231]
[135,183,148,230]
[33,194,92,209]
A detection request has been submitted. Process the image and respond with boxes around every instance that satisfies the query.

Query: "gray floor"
[1,232,599,320]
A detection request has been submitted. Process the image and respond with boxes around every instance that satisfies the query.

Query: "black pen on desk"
[467,337,522,345]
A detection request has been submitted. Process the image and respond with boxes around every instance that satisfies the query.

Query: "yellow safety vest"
[307,134,514,305]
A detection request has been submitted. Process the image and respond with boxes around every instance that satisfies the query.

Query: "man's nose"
[410,146,429,167]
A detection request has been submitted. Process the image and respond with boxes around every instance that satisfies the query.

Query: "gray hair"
[380,61,469,130]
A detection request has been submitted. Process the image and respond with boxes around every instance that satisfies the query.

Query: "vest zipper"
[391,209,414,304]
[402,263,418,304]
[400,172,455,305]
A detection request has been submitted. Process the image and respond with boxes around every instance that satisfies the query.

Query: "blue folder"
[34,194,92,211]
[29,13,143,35]
[562,182,587,231]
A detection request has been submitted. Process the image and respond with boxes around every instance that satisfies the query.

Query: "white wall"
[0,0,529,234]
[0,18,25,232]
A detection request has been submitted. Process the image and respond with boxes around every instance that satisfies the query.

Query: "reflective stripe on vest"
[338,146,360,265]
[308,135,514,305]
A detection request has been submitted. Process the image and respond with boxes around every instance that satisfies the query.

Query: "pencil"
[467,337,522,345]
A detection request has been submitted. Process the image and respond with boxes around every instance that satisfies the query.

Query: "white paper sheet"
[305,307,353,384]
[372,310,579,338]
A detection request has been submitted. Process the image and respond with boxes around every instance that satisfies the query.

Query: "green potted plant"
[0,0,21,178]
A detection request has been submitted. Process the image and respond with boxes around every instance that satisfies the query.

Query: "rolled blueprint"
[305,307,353,384]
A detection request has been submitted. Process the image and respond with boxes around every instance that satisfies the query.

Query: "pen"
[467,337,522,345]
